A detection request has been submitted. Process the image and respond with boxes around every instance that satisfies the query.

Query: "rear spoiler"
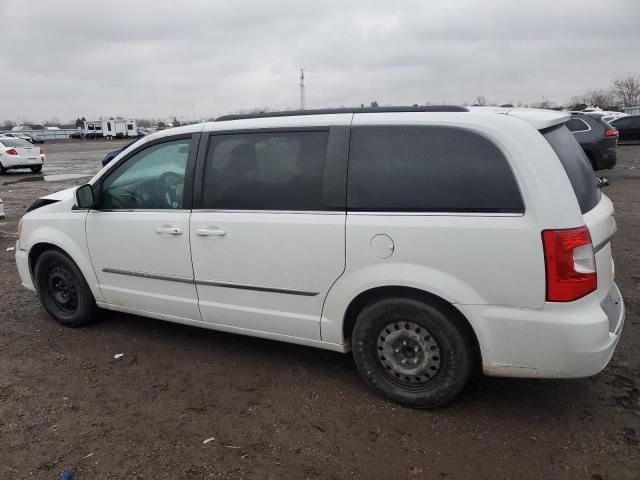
[467,107,571,130]
[505,108,571,130]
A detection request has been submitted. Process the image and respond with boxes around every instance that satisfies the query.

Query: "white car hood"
[42,186,77,202]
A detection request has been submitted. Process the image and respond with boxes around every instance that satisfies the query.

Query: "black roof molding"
[216,106,468,121]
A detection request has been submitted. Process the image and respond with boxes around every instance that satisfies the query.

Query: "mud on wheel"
[351,296,474,408]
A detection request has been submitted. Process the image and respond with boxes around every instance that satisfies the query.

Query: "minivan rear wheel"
[34,250,99,327]
[352,296,474,408]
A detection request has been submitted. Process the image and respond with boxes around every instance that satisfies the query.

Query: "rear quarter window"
[542,125,600,214]
[347,126,524,213]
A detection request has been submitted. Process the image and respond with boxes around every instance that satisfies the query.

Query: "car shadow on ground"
[80,308,596,416]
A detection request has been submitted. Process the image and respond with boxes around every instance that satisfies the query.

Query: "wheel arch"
[341,286,482,368]
[26,237,104,303]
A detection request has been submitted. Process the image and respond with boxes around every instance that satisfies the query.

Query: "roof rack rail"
[216,105,468,121]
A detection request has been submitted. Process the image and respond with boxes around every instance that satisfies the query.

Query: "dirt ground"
[1,140,638,479]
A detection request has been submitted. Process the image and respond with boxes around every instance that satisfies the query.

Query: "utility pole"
[299,68,306,110]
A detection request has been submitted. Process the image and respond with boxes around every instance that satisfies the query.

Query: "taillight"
[5,148,18,155]
[605,128,618,137]
[542,227,597,302]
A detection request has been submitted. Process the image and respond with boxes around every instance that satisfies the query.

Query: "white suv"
[15,107,624,407]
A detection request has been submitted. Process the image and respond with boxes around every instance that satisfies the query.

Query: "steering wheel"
[156,171,184,208]
[106,189,143,209]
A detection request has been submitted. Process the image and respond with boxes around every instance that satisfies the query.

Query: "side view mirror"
[75,184,95,209]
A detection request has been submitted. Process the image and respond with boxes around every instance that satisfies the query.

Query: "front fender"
[21,214,105,303]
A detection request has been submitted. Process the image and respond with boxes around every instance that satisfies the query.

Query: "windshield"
[542,125,600,214]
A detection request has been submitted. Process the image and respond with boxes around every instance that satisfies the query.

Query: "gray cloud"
[1,0,639,123]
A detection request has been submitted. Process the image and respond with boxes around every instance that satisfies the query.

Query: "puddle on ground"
[1,173,92,186]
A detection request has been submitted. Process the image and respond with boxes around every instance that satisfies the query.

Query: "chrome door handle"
[196,227,227,237]
[155,226,183,235]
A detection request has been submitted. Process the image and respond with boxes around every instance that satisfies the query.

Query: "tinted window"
[543,125,600,214]
[612,116,640,128]
[347,126,524,212]
[566,118,590,132]
[101,139,190,210]
[202,131,329,210]
[611,117,632,128]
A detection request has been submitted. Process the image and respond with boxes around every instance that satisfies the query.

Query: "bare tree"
[474,95,486,106]
[3,120,15,129]
[584,89,615,108]
[611,75,640,107]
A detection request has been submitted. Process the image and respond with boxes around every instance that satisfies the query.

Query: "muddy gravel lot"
[1,140,639,479]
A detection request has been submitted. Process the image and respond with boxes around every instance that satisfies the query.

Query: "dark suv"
[567,113,618,170]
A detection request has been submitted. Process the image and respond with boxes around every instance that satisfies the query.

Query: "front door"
[86,135,201,321]
[190,128,348,341]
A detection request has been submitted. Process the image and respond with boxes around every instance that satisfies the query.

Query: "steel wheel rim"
[377,321,442,388]
[46,265,78,314]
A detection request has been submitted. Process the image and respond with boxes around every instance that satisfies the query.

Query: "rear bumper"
[459,284,624,378]
[596,151,617,170]
[593,139,617,170]
[2,158,44,168]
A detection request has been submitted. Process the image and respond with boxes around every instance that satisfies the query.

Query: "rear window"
[347,126,524,212]
[0,138,33,147]
[542,125,600,214]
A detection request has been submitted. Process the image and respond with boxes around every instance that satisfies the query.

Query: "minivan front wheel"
[34,250,98,327]
[352,296,474,408]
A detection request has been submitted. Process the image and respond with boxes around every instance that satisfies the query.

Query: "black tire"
[34,249,99,327]
[0,163,6,175]
[30,165,42,173]
[352,296,474,408]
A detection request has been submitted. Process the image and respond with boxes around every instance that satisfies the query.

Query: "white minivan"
[15,107,624,407]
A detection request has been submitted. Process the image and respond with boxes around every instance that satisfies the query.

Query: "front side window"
[202,131,329,210]
[347,126,524,212]
[100,139,190,210]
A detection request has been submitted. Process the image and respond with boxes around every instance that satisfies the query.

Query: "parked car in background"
[566,113,618,170]
[0,137,45,174]
[609,115,640,142]
[85,131,102,140]
[1,132,34,143]
[30,133,45,144]
[69,131,86,140]
[16,107,624,408]
[101,139,139,166]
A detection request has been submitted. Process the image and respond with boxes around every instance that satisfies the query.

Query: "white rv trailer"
[84,119,138,139]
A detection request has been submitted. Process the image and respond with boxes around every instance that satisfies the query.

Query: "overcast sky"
[1,0,639,123]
